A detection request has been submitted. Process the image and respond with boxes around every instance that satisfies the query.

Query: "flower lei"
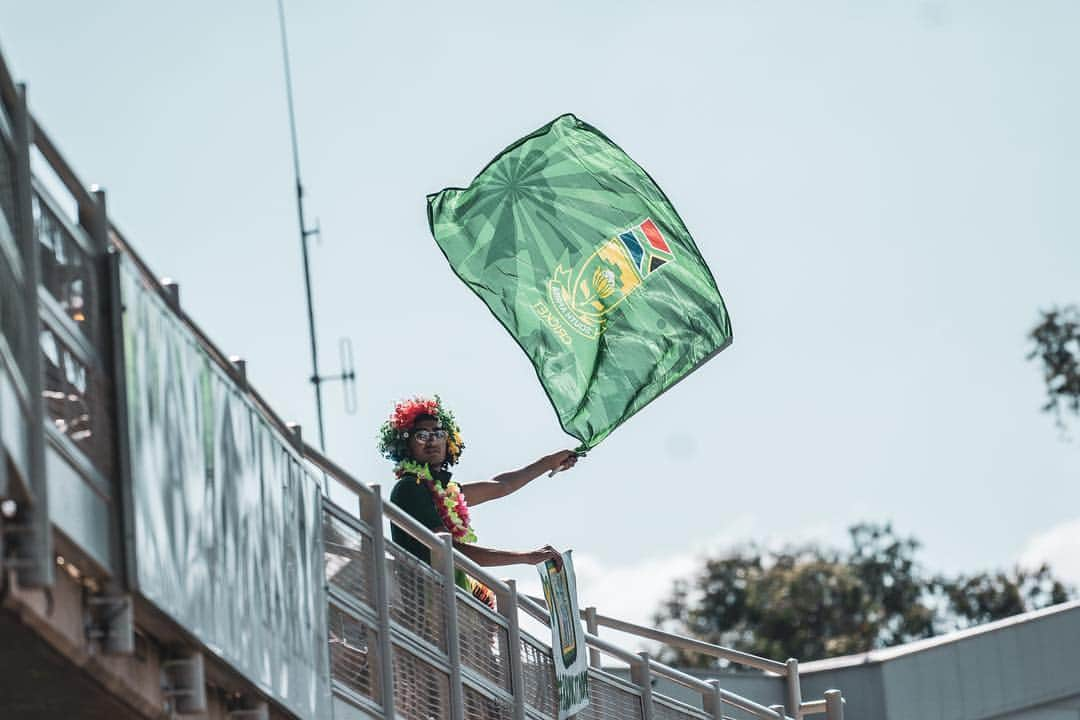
[396,459,494,608]
[396,460,477,544]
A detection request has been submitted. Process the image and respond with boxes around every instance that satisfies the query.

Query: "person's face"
[408,416,447,467]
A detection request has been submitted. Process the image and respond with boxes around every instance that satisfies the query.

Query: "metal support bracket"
[85,592,134,655]
[161,651,208,714]
[227,701,269,720]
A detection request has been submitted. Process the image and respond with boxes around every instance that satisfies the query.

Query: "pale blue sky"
[3,1,1078,623]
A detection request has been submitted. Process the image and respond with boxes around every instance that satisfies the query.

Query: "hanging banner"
[119,256,330,720]
[538,551,590,718]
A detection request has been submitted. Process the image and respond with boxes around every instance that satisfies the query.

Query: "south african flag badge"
[617,218,675,277]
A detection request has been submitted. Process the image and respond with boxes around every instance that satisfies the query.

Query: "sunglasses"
[407,429,448,443]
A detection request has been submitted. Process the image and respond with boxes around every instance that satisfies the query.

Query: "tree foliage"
[653,523,1071,666]
[1029,305,1080,425]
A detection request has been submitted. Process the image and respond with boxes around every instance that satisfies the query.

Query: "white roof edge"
[798,599,1080,673]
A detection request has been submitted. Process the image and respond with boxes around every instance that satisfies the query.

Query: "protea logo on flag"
[428,114,732,449]
[548,217,675,340]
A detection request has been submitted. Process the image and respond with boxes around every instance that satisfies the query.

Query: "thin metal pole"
[630,652,654,720]
[584,607,602,669]
[361,487,396,719]
[103,230,139,594]
[497,580,527,720]
[275,0,326,450]
[90,189,123,579]
[784,658,802,720]
[12,82,52,588]
[824,690,843,720]
[704,680,724,720]
[437,534,465,720]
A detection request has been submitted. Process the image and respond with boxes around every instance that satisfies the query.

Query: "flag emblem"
[547,218,675,339]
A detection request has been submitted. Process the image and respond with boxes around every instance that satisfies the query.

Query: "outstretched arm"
[454,541,564,572]
[459,450,579,506]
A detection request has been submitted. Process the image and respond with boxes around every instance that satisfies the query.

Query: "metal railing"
[306,444,846,720]
[578,609,845,719]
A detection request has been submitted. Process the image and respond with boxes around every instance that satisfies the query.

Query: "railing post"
[360,487,396,720]
[160,277,180,309]
[824,690,843,720]
[104,217,140,597]
[436,533,465,720]
[630,651,654,720]
[703,680,724,720]
[496,579,526,720]
[229,356,248,389]
[87,187,134,654]
[82,184,110,254]
[584,606,602,669]
[785,658,802,719]
[10,80,51,588]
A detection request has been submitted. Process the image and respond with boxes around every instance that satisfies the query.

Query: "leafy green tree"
[1029,305,1080,426]
[653,523,1072,666]
[941,565,1069,627]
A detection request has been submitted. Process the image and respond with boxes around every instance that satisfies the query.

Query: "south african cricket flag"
[427,114,732,449]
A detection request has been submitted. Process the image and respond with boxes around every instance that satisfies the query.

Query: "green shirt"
[389,469,470,591]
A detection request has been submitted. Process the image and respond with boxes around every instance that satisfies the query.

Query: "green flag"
[427,114,732,449]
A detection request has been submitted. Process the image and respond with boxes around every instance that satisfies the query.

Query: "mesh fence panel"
[576,674,643,720]
[463,683,513,720]
[39,323,113,477]
[328,604,380,706]
[324,511,374,607]
[34,189,114,480]
[458,594,511,691]
[521,638,557,718]
[0,235,27,381]
[387,541,447,651]
[393,645,451,720]
[33,194,99,342]
[653,696,709,720]
[0,135,17,241]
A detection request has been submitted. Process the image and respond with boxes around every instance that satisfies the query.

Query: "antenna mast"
[276,0,351,451]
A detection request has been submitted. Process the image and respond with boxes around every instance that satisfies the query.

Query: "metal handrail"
[303,442,374,499]
[646,660,715,695]
[518,592,643,668]
[579,608,788,675]
[313,452,800,716]
[314,444,845,720]
[521,590,803,720]
[716,687,793,720]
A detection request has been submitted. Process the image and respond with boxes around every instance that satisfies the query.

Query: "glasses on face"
[409,429,448,443]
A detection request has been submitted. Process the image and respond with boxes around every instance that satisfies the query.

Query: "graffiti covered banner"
[119,256,330,719]
[538,551,590,718]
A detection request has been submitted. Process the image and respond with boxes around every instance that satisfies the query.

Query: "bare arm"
[459,450,579,506]
[454,541,563,572]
